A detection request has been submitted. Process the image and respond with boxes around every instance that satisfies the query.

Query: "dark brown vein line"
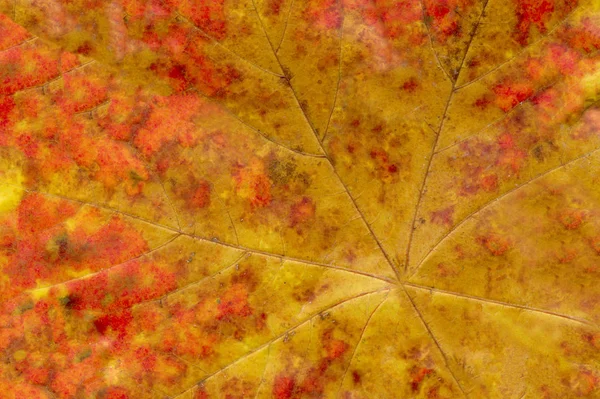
[9,186,396,285]
[404,282,597,327]
[407,145,600,279]
[170,288,391,399]
[454,4,583,90]
[400,283,468,397]
[405,0,492,273]
[251,0,403,281]
[334,292,389,397]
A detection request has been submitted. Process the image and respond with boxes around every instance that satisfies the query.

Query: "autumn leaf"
[0,0,599,397]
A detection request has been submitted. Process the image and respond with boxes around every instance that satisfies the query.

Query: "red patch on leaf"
[94,310,134,337]
[410,367,433,391]
[273,375,296,399]
[492,81,534,112]
[513,0,576,45]
[104,387,130,399]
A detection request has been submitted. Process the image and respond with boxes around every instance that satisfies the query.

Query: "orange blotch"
[217,283,253,320]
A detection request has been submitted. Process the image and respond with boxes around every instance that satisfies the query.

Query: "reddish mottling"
[0,96,15,129]
[188,180,212,209]
[424,0,461,41]
[589,236,600,254]
[478,234,511,256]
[289,197,316,227]
[350,0,422,40]
[217,283,253,320]
[481,174,499,192]
[352,371,361,384]
[474,97,491,109]
[410,367,433,391]
[402,78,419,92]
[558,209,586,230]
[0,14,30,51]
[273,375,295,399]
[251,174,273,208]
[566,17,600,52]
[17,194,78,234]
[326,339,348,359]
[268,0,284,15]
[492,81,534,112]
[514,0,560,45]
[303,0,342,30]
[497,133,515,149]
[94,310,133,337]
[430,206,454,227]
[134,346,157,372]
[572,369,599,396]
[548,44,579,74]
[104,387,130,399]
[194,389,209,399]
[181,0,227,40]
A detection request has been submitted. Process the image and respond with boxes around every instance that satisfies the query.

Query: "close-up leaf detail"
[0,0,599,397]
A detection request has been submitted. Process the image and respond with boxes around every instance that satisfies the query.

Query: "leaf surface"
[0,0,599,397]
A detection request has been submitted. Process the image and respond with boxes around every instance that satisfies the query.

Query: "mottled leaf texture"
[0,0,599,397]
